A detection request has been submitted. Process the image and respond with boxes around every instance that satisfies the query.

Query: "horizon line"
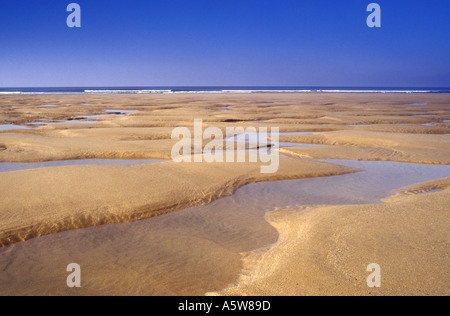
[1,86,450,89]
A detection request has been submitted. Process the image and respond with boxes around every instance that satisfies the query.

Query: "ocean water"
[0,86,449,95]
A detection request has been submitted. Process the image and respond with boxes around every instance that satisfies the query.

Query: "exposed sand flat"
[0,129,279,162]
[0,93,449,296]
[1,94,449,165]
[278,131,450,164]
[384,176,450,202]
[0,132,175,162]
[0,158,357,247]
[46,127,175,141]
[346,124,450,135]
[1,93,449,126]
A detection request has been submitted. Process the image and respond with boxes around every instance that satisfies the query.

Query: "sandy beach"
[0,93,449,296]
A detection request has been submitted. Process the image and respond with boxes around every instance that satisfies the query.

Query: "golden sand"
[0,93,449,296]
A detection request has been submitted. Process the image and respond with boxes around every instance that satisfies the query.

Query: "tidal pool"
[0,125,30,130]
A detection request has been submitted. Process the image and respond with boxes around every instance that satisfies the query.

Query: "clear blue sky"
[1,0,449,87]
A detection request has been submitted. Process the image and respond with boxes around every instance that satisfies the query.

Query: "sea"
[0,87,449,95]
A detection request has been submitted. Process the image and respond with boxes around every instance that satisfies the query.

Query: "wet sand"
[0,93,449,296]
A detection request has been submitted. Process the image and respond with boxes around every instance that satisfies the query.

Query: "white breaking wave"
[83,89,437,94]
[0,92,58,95]
[0,88,443,95]
[84,89,173,94]
[317,89,434,93]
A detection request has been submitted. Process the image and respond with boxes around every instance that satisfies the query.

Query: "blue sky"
[0,0,449,87]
